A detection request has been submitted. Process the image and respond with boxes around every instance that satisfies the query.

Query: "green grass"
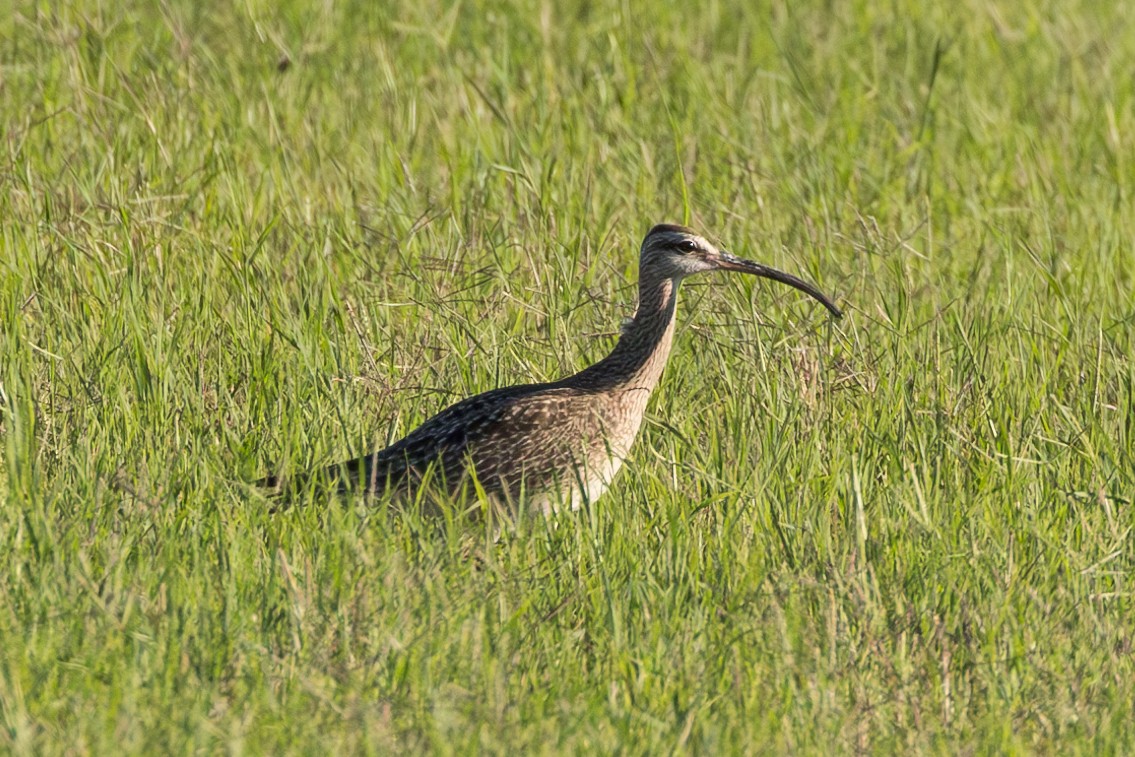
[2,0,1133,752]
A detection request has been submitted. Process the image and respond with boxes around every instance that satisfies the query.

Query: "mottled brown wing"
[342,382,595,498]
[448,388,602,500]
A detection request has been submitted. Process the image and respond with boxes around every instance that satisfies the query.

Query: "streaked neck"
[571,275,680,391]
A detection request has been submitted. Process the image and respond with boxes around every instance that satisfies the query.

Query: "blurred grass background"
[1,0,1133,752]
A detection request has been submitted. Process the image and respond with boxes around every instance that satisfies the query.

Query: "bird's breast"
[522,390,651,515]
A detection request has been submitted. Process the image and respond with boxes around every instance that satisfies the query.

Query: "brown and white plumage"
[262,224,842,514]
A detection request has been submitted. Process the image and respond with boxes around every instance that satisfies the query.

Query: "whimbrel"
[263,224,841,515]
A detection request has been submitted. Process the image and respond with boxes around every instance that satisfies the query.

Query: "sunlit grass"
[2,0,1133,752]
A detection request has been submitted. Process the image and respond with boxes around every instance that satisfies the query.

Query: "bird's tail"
[254,458,367,498]
[256,472,281,490]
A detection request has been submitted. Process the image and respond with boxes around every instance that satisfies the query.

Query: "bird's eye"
[677,240,698,253]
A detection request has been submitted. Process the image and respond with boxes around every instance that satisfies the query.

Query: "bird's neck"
[573,274,680,391]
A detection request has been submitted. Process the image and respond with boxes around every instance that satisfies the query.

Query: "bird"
[261,223,842,517]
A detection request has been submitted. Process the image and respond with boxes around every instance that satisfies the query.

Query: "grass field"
[3,0,1134,752]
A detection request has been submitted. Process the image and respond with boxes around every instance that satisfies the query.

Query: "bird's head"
[639,223,842,318]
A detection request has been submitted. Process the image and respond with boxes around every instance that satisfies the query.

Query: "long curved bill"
[715,251,843,318]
